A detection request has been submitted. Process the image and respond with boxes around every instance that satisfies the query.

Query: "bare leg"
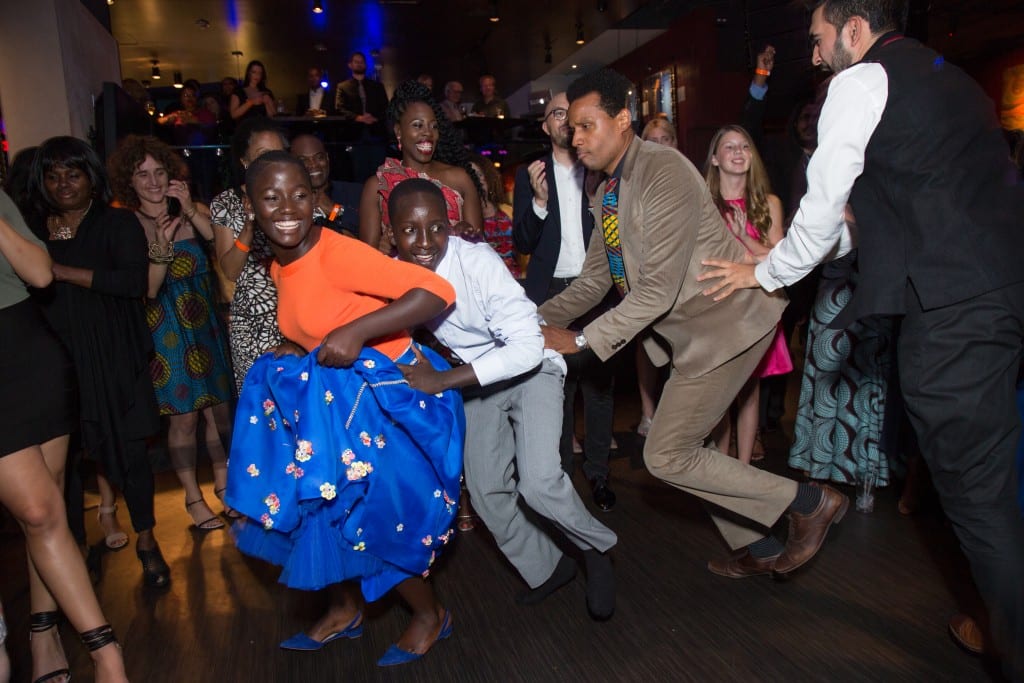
[95,470,127,546]
[712,412,733,457]
[303,583,362,642]
[735,375,760,465]
[391,577,446,654]
[636,346,661,433]
[0,438,128,683]
[168,411,219,527]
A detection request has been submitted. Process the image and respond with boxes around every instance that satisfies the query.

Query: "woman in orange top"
[225,151,462,666]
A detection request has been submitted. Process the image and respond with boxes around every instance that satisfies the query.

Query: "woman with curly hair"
[704,125,790,464]
[108,135,234,531]
[359,80,483,253]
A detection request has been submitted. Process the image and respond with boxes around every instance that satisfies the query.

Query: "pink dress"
[723,198,792,378]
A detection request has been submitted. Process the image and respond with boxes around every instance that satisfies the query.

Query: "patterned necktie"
[602,177,626,296]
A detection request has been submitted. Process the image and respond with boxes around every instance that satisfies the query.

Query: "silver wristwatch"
[574,333,589,351]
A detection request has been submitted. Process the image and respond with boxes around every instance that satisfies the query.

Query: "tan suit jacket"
[539,136,785,379]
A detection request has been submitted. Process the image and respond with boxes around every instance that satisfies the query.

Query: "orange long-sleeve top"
[270,229,455,359]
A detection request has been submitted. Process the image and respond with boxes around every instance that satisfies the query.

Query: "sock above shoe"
[746,535,784,559]
[789,482,824,516]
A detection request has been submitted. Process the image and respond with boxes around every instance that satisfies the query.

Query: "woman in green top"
[0,188,127,682]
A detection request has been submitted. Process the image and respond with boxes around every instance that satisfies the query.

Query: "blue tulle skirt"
[225,344,464,601]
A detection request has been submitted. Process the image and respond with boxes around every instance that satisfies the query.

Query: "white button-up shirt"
[755,61,888,291]
[427,237,566,386]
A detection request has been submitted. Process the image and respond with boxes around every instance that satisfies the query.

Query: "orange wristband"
[234,238,251,253]
[328,204,342,221]
[755,68,771,77]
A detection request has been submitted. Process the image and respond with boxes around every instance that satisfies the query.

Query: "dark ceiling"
[105,0,1024,104]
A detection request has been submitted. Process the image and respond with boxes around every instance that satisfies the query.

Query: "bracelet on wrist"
[234,238,251,253]
[184,205,197,220]
[147,241,174,263]
[755,68,771,77]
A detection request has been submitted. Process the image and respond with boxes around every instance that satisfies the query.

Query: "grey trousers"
[463,359,618,587]
[643,331,798,549]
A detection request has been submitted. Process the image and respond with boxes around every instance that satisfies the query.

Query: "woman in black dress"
[0,187,127,682]
[26,136,170,589]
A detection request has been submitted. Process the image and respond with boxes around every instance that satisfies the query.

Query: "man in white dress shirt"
[388,179,617,620]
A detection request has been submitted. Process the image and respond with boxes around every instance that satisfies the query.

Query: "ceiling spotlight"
[173,71,183,88]
[151,59,161,79]
[312,0,324,14]
[571,64,578,69]
[107,0,114,5]
[575,21,585,45]
[489,1,500,22]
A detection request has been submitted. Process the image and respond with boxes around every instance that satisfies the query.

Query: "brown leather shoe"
[708,550,779,578]
[948,613,986,655]
[773,484,849,575]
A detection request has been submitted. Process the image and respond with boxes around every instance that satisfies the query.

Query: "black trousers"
[899,280,1024,681]
[545,277,616,481]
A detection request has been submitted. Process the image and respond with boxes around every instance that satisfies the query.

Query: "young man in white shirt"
[388,179,617,620]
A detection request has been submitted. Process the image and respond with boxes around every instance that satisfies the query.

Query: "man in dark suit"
[513,92,617,511]
[702,2,1024,678]
[541,69,847,578]
[295,66,335,116]
[334,52,388,138]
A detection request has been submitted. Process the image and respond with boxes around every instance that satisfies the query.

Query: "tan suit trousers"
[643,331,797,549]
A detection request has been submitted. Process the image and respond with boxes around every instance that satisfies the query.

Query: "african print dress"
[787,252,898,486]
[225,345,464,600]
[146,238,233,414]
[210,189,284,393]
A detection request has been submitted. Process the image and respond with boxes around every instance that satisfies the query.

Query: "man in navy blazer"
[513,92,618,511]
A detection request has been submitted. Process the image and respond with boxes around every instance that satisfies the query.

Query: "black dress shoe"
[591,478,616,512]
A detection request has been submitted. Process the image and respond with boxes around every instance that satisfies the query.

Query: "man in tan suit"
[540,69,847,577]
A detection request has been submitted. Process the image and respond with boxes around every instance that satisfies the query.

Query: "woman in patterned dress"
[226,152,462,665]
[109,136,234,529]
[210,117,288,393]
[359,80,483,253]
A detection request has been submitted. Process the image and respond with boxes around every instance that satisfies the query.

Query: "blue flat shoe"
[279,612,363,651]
[376,610,453,667]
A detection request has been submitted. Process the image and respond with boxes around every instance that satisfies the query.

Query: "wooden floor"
[0,394,1002,682]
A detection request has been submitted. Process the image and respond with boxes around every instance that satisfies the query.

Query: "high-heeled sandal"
[214,487,242,520]
[97,505,128,551]
[185,497,225,531]
[29,611,70,683]
[136,543,171,588]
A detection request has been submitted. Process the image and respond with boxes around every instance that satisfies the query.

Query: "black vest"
[840,34,1024,326]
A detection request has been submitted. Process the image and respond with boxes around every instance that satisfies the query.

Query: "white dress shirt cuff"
[532,199,549,220]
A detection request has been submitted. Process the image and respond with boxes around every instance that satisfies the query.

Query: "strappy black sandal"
[185,497,225,531]
[29,611,70,683]
[215,487,242,519]
[136,543,171,588]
